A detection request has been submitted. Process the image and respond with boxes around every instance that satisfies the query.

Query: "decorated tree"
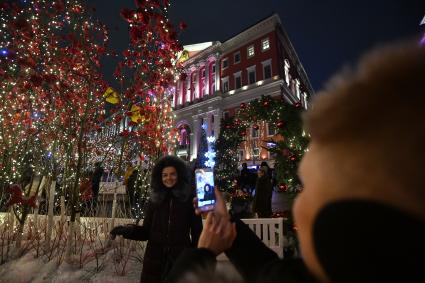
[0,0,109,251]
[215,95,308,197]
[215,95,308,244]
[106,0,185,219]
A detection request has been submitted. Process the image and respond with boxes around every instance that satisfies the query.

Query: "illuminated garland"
[114,0,185,219]
[0,0,110,223]
[215,95,309,194]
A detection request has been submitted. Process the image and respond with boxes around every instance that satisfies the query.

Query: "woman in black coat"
[253,166,273,218]
[110,156,202,283]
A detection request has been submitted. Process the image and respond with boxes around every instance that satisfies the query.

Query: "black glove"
[110,224,135,239]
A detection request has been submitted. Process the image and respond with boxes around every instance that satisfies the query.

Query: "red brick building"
[172,14,313,168]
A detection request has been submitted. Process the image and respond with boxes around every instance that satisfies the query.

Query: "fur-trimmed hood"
[150,155,192,203]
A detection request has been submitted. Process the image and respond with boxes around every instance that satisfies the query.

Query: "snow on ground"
[0,246,242,283]
[0,240,144,283]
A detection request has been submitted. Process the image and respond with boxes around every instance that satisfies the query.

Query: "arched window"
[180,128,187,145]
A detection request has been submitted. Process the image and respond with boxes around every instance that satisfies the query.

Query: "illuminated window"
[247,45,255,58]
[252,126,259,138]
[253,148,260,158]
[238,150,244,161]
[261,38,270,51]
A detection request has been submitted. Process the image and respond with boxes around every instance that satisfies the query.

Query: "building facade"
[172,14,314,167]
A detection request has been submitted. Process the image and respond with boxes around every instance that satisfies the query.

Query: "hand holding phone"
[195,168,216,212]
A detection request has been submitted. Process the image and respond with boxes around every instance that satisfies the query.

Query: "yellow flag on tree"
[103,87,120,104]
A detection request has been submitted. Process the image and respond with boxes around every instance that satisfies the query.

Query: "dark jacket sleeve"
[225,219,317,283]
[123,201,154,241]
[190,207,203,247]
[166,248,217,283]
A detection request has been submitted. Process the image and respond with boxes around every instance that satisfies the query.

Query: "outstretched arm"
[110,201,154,241]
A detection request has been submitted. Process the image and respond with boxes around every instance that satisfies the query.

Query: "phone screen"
[195,169,215,211]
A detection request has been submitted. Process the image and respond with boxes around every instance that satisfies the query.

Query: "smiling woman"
[162,166,178,188]
[110,155,202,283]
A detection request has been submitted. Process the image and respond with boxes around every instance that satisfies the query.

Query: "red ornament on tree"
[290,155,297,161]
[252,124,259,130]
[277,120,285,128]
[240,103,246,109]
[279,183,288,192]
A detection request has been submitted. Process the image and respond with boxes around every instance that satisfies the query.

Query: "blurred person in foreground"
[166,40,425,283]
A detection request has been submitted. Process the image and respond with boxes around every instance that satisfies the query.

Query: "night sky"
[88,0,424,91]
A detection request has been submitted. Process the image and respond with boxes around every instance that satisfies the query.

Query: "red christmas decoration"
[278,183,288,192]
[290,155,297,161]
[277,120,285,128]
[282,148,290,157]
[179,21,187,30]
[80,178,93,201]
[5,184,37,208]
[252,124,259,130]
[119,130,130,137]
[240,103,246,109]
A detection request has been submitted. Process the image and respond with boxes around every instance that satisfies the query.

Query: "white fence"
[243,217,284,258]
[0,213,285,258]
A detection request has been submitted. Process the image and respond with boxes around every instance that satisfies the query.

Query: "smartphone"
[195,168,216,212]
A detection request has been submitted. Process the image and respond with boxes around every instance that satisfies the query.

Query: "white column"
[215,58,220,93]
[186,76,190,103]
[195,68,200,99]
[284,59,290,86]
[295,79,301,100]
[191,118,199,161]
[205,63,210,96]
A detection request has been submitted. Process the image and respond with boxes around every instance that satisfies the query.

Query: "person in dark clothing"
[166,42,425,283]
[202,184,214,202]
[239,162,255,194]
[91,162,104,212]
[260,161,276,188]
[252,166,273,218]
[110,155,203,283]
[126,168,138,208]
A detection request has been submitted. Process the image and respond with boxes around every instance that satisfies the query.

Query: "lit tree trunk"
[46,180,56,249]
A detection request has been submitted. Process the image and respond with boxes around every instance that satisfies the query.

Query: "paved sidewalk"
[272,190,292,212]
